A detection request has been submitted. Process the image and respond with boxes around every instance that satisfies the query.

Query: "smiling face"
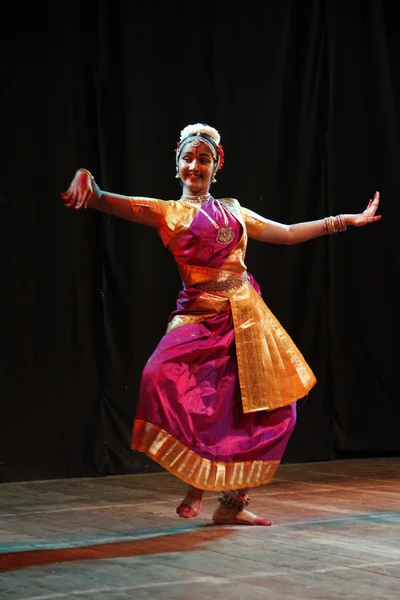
[177,141,215,196]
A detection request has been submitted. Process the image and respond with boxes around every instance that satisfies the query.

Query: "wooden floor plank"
[0,457,399,599]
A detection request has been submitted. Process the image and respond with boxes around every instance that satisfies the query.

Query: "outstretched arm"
[254,191,381,245]
[61,168,134,221]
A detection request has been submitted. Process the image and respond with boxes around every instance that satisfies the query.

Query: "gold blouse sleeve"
[128,198,191,248]
[240,206,270,239]
[128,196,167,228]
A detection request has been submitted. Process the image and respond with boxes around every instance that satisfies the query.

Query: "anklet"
[218,490,250,512]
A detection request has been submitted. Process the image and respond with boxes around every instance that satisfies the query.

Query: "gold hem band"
[132,419,281,491]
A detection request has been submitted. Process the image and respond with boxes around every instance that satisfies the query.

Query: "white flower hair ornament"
[179,123,221,146]
[174,123,225,177]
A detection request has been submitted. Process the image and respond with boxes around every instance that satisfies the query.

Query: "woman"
[62,123,381,526]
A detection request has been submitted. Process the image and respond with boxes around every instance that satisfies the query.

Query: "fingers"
[364,191,380,215]
[73,194,84,210]
[61,186,92,210]
[74,185,93,210]
[74,197,86,210]
[370,190,380,215]
[61,190,76,208]
[366,190,381,223]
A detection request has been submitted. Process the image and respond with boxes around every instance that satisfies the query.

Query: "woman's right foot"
[212,505,273,526]
[211,490,273,526]
[176,485,204,518]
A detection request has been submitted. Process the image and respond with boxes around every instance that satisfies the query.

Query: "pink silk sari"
[132,197,299,491]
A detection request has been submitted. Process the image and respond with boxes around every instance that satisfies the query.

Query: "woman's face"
[178,142,215,195]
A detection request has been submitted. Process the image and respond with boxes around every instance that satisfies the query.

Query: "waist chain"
[194,271,248,294]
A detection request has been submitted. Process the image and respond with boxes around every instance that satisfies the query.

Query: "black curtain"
[0,0,398,483]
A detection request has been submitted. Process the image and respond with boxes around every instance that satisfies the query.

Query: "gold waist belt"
[195,271,248,294]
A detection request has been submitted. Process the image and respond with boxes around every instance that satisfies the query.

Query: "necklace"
[180,193,211,204]
[196,200,235,245]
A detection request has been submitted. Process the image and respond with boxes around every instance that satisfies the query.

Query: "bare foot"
[212,505,273,526]
[176,485,204,518]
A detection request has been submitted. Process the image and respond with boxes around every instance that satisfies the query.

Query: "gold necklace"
[196,200,235,245]
[181,193,211,204]
[180,193,211,204]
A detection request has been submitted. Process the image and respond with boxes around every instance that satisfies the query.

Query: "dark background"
[1,0,399,483]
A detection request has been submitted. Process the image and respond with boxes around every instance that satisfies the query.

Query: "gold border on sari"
[132,419,280,491]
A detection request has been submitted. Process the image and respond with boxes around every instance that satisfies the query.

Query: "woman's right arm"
[61,168,135,220]
[61,168,166,231]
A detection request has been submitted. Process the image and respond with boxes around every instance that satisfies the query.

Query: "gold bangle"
[324,214,347,234]
[338,214,347,232]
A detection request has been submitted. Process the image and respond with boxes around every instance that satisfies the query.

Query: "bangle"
[324,214,347,234]
[337,214,347,232]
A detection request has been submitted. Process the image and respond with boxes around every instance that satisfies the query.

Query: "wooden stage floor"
[0,457,399,599]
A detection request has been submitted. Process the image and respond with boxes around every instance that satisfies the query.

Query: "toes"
[254,517,273,526]
[176,502,190,517]
[176,501,201,518]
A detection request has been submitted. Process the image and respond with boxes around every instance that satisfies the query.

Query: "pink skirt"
[132,306,296,491]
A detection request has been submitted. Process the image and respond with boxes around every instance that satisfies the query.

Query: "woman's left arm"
[254,191,381,245]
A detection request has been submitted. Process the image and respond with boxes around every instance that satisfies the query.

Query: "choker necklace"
[180,193,211,204]
[196,200,235,245]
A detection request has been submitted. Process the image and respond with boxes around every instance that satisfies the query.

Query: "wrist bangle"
[324,214,347,234]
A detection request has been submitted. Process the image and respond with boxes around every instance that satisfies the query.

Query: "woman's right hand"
[61,168,94,210]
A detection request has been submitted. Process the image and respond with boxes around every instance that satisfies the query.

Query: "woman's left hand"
[345,191,382,227]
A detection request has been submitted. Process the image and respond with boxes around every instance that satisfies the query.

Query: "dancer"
[62,122,381,525]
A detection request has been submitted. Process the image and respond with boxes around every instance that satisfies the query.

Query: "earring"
[175,171,180,179]
[211,176,217,183]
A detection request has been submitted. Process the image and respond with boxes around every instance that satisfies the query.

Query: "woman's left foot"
[212,506,273,526]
